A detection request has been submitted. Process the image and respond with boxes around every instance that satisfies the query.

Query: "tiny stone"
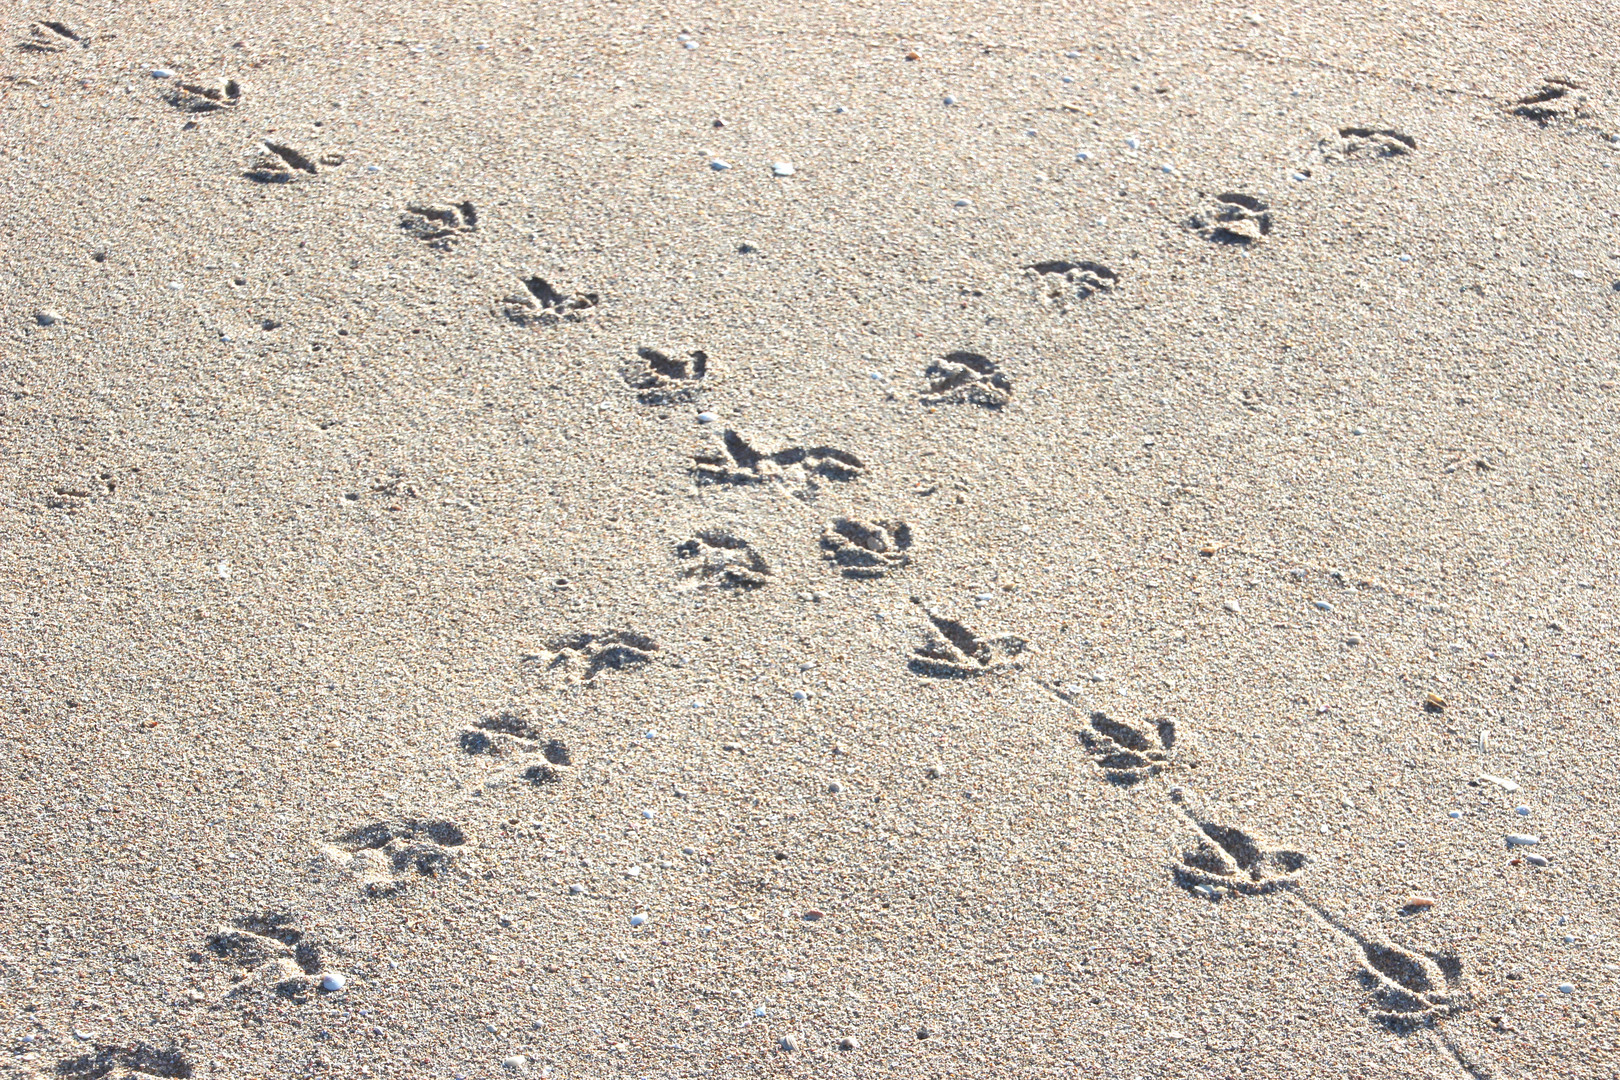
[696,411,717,423]
[1449,810,1463,819]
[1346,635,1363,645]
[151,68,175,79]
[1564,934,1576,943]
[1558,983,1575,994]
[709,159,730,171]
[771,161,795,177]
[792,690,809,701]
[630,912,649,927]
[1516,805,1532,816]
[502,1056,527,1073]
[1125,136,1141,149]
[1065,50,1081,58]
[1313,600,1334,612]
[802,909,825,921]
[827,782,842,794]
[568,883,586,895]
[34,310,61,326]
[1352,426,1367,435]
[1525,853,1549,867]
[320,972,347,992]
[1504,834,1539,847]
[1222,600,1239,613]
[1480,773,1518,792]
[779,1034,800,1052]
[943,95,957,106]
[642,808,655,819]
[684,41,698,50]
[1405,895,1437,909]
[838,1036,858,1051]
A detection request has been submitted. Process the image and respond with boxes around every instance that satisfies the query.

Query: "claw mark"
[821,516,912,577]
[909,610,1026,678]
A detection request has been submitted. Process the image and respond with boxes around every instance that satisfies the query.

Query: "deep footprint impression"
[625,347,709,404]
[1186,192,1273,245]
[909,610,1027,677]
[920,351,1012,408]
[821,516,912,577]
[675,529,772,588]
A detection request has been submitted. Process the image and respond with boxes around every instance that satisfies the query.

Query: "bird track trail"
[1038,680,1490,1079]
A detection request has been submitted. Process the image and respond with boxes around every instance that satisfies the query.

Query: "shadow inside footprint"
[1078,712,1175,784]
[909,611,1026,677]
[57,1044,192,1079]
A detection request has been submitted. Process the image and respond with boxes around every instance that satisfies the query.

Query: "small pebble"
[1352,426,1367,435]
[753,1006,767,1017]
[1516,805,1532,816]
[1504,834,1539,847]
[642,808,655,819]
[696,411,717,423]
[34,310,61,326]
[1160,163,1175,174]
[953,199,970,207]
[684,41,698,51]
[838,1036,859,1051]
[630,913,649,927]
[1075,151,1090,161]
[826,782,842,794]
[1564,934,1577,943]
[1480,773,1518,792]
[709,159,730,171]
[792,689,810,701]
[1222,600,1239,614]
[1405,895,1437,909]
[502,1056,527,1074]
[1313,600,1334,612]
[1449,810,1463,819]
[320,972,347,992]
[151,68,174,79]
[365,164,382,173]
[568,883,586,895]
[942,95,957,106]
[1398,254,1412,263]
[1425,692,1446,709]
[771,161,795,177]
[1061,75,1074,83]
[802,909,825,921]
[1558,983,1575,994]
[1125,136,1141,149]
[1525,853,1549,867]
[1346,634,1363,645]
[1065,50,1081,58]
[779,1034,800,1052]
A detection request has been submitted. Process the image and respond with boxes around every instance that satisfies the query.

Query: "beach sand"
[2,2,1618,1076]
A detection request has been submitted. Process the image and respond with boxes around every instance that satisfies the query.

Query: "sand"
[2,1,1618,1077]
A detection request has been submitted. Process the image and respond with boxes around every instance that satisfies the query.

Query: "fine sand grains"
[3,3,1619,1079]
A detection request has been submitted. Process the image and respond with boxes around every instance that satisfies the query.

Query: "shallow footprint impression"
[1023,259,1119,312]
[675,529,772,589]
[821,516,912,578]
[908,609,1027,677]
[1186,192,1273,245]
[324,818,469,897]
[920,351,1012,408]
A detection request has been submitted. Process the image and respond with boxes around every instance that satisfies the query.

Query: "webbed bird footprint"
[1077,711,1177,785]
[1024,259,1119,312]
[323,818,468,897]
[1186,192,1273,245]
[244,141,319,183]
[1353,938,1468,1030]
[921,351,1012,408]
[909,611,1026,678]
[675,530,772,589]
[1316,126,1416,162]
[1511,77,1590,124]
[1169,807,1307,897]
[525,628,660,684]
[625,347,708,404]
[821,516,912,578]
[691,429,866,498]
[206,911,337,1003]
[498,276,600,325]
[165,78,241,113]
[399,201,477,248]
